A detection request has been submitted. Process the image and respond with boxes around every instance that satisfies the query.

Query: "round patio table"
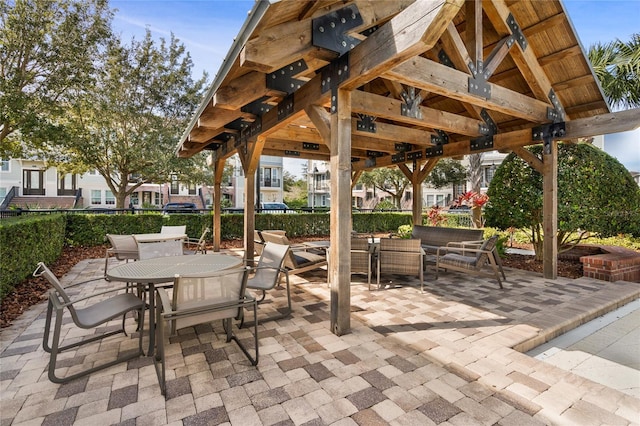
[106,254,243,355]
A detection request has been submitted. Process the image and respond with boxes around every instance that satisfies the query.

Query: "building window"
[1,159,9,172]
[105,190,115,205]
[57,173,76,196]
[91,190,101,205]
[188,183,196,195]
[130,192,139,206]
[426,195,434,206]
[170,175,179,194]
[155,192,162,205]
[88,169,98,175]
[483,166,496,187]
[261,167,281,188]
[404,191,412,201]
[23,169,45,195]
[436,194,444,206]
[0,187,6,204]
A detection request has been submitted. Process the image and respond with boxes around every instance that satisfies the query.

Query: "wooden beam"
[329,88,352,336]
[564,108,640,137]
[351,89,483,136]
[512,146,543,174]
[385,56,552,122]
[464,0,482,66]
[352,118,437,145]
[543,140,558,279]
[213,71,275,110]
[212,157,225,252]
[240,0,416,73]
[343,0,465,91]
[305,105,331,143]
[484,0,555,103]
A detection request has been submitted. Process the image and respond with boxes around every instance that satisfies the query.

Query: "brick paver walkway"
[1,252,638,425]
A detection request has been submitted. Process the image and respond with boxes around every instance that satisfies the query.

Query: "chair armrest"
[446,240,484,248]
[47,284,133,309]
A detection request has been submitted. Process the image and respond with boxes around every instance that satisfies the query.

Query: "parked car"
[162,202,197,214]
[259,202,295,213]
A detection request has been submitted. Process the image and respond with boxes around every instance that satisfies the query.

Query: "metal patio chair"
[154,267,257,395]
[34,262,145,384]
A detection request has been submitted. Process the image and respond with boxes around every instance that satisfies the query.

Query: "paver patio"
[1,250,638,425]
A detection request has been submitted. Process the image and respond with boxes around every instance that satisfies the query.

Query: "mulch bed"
[0,241,583,329]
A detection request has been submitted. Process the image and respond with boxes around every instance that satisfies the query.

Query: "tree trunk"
[469,153,483,193]
[471,206,483,228]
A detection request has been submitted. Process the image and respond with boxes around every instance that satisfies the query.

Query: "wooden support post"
[244,165,256,265]
[542,139,558,279]
[412,179,422,225]
[329,89,352,336]
[239,136,266,266]
[212,158,225,252]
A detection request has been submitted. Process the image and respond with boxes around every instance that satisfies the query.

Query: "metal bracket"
[360,25,378,37]
[239,117,262,144]
[241,96,272,116]
[431,129,449,145]
[366,150,385,158]
[302,142,320,151]
[321,54,350,113]
[532,122,566,141]
[407,150,423,161]
[468,61,491,99]
[266,60,308,95]
[356,114,377,133]
[284,150,300,157]
[203,142,220,151]
[277,94,294,121]
[395,142,412,152]
[364,157,376,168]
[438,49,455,69]
[312,4,364,55]
[480,109,498,135]
[506,13,527,51]
[400,87,422,119]
[470,135,494,151]
[425,145,444,158]
[532,122,565,154]
[391,152,406,164]
[547,89,566,123]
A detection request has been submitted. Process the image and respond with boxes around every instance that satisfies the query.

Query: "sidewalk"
[1,252,639,425]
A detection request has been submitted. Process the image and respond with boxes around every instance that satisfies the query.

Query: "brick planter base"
[579,245,640,283]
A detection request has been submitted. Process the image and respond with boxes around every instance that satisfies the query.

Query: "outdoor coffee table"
[106,254,243,355]
[133,233,186,243]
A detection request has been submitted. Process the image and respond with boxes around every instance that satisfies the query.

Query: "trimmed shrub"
[0,215,66,300]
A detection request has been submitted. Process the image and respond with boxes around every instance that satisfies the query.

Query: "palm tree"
[588,34,640,109]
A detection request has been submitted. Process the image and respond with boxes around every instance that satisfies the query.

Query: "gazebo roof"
[176,0,610,167]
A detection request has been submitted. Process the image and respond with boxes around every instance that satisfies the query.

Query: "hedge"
[0,215,66,299]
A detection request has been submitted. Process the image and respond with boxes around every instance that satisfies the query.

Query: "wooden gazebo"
[176,0,640,335]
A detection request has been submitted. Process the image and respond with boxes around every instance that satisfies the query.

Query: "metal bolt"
[330,22,335,28]
[289,66,293,71]
[341,17,346,23]
[341,41,346,47]
[351,13,356,19]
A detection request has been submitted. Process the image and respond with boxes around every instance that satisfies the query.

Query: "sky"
[110,0,640,173]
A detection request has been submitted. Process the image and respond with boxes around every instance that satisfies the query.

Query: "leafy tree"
[283,172,307,208]
[0,0,112,157]
[358,167,410,209]
[59,31,208,208]
[424,158,467,189]
[588,33,640,109]
[484,143,640,259]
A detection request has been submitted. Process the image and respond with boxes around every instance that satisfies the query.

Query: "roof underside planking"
[175,0,630,169]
